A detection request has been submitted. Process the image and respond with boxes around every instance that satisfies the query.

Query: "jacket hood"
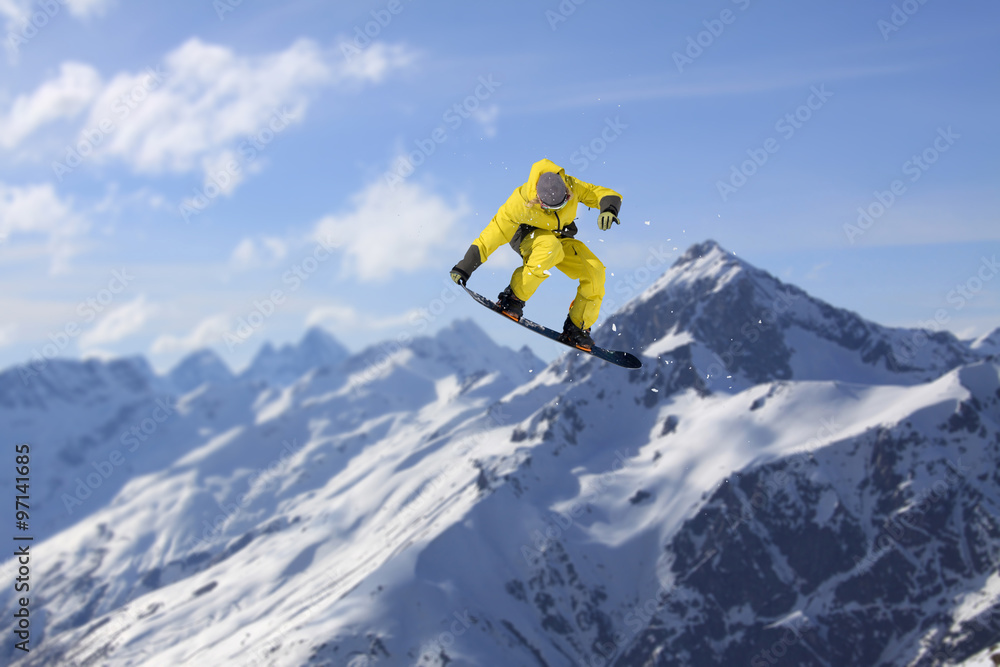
[525,159,567,202]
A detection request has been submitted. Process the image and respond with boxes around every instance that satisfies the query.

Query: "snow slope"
[1,241,997,667]
[971,327,1000,358]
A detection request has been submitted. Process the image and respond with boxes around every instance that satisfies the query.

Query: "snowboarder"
[450,159,622,350]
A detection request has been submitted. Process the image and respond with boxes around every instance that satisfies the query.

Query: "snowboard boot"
[497,285,525,321]
[560,315,594,351]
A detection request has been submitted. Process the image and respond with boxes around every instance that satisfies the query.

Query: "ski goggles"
[539,189,571,211]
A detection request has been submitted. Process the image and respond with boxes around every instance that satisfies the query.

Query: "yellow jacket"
[471,159,622,265]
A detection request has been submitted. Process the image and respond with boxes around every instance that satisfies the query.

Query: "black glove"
[451,245,482,286]
[599,195,622,230]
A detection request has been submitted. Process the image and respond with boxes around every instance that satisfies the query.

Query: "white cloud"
[313,179,468,283]
[1,0,111,26]
[79,347,118,361]
[229,235,289,271]
[805,261,832,281]
[338,42,416,83]
[0,0,29,20]
[200,149,248,196]
[0,323,15,347]
[0,181,88,273]
[0,62,102,149]
[151,314,232,355]
[0,0,32,35]
[4,36,414,195]
[85,37,413,180]
[87,38,325,173]
[3,1,114,63]
[64,0,114,19]
[230,238,259,270]
[472,104,500,138]
[304,304,357,329]
[305,304,419,331]
[79,295,153,348]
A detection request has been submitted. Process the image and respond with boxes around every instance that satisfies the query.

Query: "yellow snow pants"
[510,229,606,330]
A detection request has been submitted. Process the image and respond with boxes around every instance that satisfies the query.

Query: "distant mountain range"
[1,240,997,667]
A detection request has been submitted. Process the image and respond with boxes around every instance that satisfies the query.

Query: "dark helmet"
[537,172,570,210]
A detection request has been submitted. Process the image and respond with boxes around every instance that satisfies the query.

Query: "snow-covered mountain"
[598,240,980,392]
[0,319,537,544]
[615,361,1000,666]
[971,327,1000,358]
[168,349,234,393]
[2,241,997,667]
[240,326,351,387]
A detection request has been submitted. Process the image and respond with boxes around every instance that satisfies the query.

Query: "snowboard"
[461,285,642,369]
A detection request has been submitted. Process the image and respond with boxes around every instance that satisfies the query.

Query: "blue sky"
[1,0,997,372]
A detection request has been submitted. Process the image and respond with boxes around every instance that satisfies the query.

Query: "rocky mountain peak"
[241,326,350,386]
[168,349,233,393]
[593,241,984,394]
